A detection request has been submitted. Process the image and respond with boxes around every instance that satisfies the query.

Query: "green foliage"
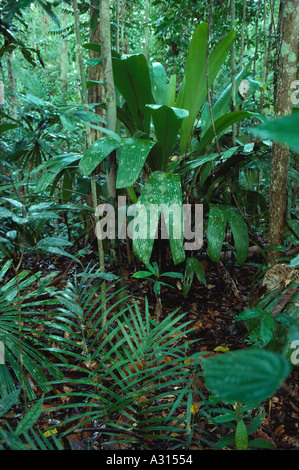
[251,113,299,153]
[0,261,62,400]
[132,261,183,296]
[183,257,206,298]
[132,172,185,265]
[207,204,249,264]
[176,24,235,153]
[202,349,291,403]
[0,392,64,450]
[39,265,205,448]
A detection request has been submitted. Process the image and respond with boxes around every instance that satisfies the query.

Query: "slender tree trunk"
[115,0,120,52]
[88,0,104,143]
[144,0,149,59]
[100,0,127,303]
[6,53,17,118]
[73,0,107,319]
[230,0,236,146]
[61,11,69,96]
[260,0,267,113]
[268,0,298,261]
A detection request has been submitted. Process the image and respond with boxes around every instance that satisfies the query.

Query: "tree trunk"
[73,0,107,320]
[100,0,127,303]
[268,0,298,261]
[230,0,236,146]
[144,0,149,59]
[6,53,17,118]
[61,11,68,95]
[88,0,104,143]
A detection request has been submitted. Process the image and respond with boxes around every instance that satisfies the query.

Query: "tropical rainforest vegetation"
[0,0,298,452]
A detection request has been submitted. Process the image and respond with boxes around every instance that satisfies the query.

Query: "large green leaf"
[207,204,249,264]
[112,54,154,135]
[116,138,156,188]
[79,136,121,176]
[202,349,291,403]
[149,61,168,105]
[251,113,299,153]
[132,172,185,265]
[146,105,189,171]
[176,23,235,153]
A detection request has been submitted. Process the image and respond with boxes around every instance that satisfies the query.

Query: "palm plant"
[0,260,62,400]
[42,264,212,449]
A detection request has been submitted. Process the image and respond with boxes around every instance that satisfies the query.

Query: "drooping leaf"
[197,111,263,155]
[202,349,291,403]
[146,105,189,171]
[207,204,249,264]
[112,54,154,135]
[225,205,249,264]
[116,138,156,188]
[132,172,185,265]
[32,154,80,193]
[79,136,121,176]
[207,204,227,262]
[201,70,260,136]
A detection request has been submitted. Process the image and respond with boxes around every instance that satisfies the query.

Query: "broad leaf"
[202,349,291,403]
[146,105,189,171]
[112,54,154,135]
[207,204,249,263]
[251,113,299,153]
[116,138,156,188]
[149,61,168,105]
[132,172,185,265]
[79,136,121,176]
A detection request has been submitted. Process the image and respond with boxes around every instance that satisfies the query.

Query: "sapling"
[132,262,183,323]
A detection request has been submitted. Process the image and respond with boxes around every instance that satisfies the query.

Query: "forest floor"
[2,247,298,451]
